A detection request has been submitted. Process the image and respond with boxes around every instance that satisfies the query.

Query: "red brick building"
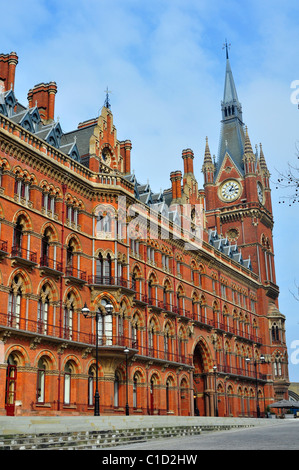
[0,49,289,417]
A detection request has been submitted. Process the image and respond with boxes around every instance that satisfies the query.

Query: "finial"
[104,86,112,109]
[223,39,231,59]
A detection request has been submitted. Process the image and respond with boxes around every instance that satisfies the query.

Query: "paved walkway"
[0,414,285,436]
[108,419,299,451]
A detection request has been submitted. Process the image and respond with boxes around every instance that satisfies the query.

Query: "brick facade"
[0,51,289,417]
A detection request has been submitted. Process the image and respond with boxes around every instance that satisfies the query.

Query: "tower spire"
[223,39,231,60]
[104,86,112,109]
[216,43,245,177]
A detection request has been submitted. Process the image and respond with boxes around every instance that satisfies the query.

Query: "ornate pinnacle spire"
[202,137,215,183]
[259,143,270,179]
[203,136,213,164]
[244,126,254,156]
[259,143,268,168]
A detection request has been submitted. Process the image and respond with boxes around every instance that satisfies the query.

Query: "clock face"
[257,182,263,203]
[220,180,241,202]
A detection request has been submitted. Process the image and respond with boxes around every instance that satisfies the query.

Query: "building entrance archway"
[193,340,215,416]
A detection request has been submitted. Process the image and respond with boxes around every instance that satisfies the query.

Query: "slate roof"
[208,228,252,270]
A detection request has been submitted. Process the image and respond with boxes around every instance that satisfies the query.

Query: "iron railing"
[40,255,63,272]
[11,245,37,263]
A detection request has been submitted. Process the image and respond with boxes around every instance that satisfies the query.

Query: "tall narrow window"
[133,375,138,408]
[37,358,46,403]
[64,293,74,340]
[41,234,50,265]
[96,253,104,282]
[8,276,22,329]
[13,216,23,255]
[64,362,72,404]
[104,253,112,283]
[99,298,113,345]
[114,371,120,407]
[37,286,49,335]
[88,366,94,406]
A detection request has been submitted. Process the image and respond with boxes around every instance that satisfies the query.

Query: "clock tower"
[202,46,276,292]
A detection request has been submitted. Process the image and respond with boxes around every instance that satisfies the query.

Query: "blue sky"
[1,0,299,381]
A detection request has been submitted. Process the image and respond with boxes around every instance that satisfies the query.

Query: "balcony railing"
[40,255,63,272]
[217,363,267,381]
[11,245,37,263]
[65,266,87,281]
[139,344,193,366]
[87,275,134,290]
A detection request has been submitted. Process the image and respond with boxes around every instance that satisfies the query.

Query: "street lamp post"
[82,302,100,416]
[82,302,114,416]
[213,365,218,417]
[124,346,129,416]
[246,354,265,418]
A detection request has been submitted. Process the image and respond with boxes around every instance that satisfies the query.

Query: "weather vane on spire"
[223,39,231,59]
[104,86,112,109]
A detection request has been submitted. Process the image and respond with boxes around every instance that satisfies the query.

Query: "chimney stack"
[0,52,18,91]
[27,81,57,123]
[170,170,182,201]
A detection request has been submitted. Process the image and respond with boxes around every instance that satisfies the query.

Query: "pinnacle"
[244,126,255,157]
[259,143,268,169]
[203,137,213,163]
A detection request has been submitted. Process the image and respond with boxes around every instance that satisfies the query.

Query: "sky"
[1,0,299,381]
